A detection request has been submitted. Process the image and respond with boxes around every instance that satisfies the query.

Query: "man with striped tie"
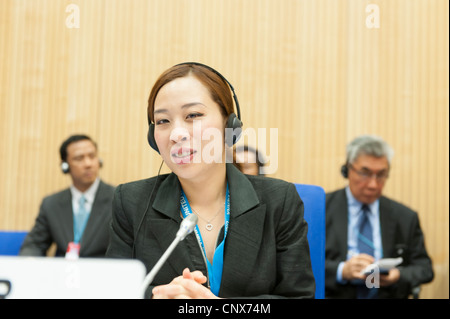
[325,135,433,299]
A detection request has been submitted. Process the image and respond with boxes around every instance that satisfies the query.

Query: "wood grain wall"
[0,0,448,298]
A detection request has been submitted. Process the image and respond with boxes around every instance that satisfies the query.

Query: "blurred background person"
[325,135,433,298]
[233,145,266,176]
[20,134,115,258]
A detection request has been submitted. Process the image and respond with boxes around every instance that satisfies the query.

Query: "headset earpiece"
[61,162,70,174]
[225,113,243,147]
[148,122,159,153]
[341,164,349,178]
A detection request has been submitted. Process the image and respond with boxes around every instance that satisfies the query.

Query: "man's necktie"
[74,195,89,244]
[357,204,377,298]
[358,204,374,256]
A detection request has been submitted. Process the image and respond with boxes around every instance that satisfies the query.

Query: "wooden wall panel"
[0,0,447,298]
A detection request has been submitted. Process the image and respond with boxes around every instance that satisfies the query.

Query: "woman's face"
[153,75,227,181]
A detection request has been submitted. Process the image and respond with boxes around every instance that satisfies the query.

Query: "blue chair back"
[0,231,28,256]
[294,183,325,299]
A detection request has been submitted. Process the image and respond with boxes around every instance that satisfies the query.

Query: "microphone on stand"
[140,213,198,297]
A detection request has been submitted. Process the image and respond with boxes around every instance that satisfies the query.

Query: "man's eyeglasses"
[348,164,389,182]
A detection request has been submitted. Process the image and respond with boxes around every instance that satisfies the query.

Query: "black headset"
[61,162,70,174]
[61,159,103,174]
[147,62,243,153]
[341,163,349,178]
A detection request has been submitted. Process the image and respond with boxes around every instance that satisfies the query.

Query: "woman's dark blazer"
[106,164,315,299]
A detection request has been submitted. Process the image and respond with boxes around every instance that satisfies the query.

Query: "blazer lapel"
[80,181,110,252]
[149,174,196,275]
[57,189,74,244]
[221,205,266,296]
[220,164,263,296]
[379,197,396,257]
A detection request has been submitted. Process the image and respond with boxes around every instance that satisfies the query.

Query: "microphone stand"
[140,214,198,298]
[140,236,181,297]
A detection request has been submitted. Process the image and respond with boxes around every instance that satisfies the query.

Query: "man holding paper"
[325,135,434,298]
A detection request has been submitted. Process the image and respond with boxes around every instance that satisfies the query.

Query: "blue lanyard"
[180,184,230,296]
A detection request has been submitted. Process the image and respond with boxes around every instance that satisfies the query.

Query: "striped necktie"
[357,204,377,299]
[358,204,374,256]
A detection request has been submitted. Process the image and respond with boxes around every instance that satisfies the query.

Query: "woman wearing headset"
[106,63,315,299]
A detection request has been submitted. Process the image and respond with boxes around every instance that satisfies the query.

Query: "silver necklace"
[191,203,224,231]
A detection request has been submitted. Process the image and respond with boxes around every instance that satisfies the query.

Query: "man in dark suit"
[325,135,433,298]
[20,134,115,258]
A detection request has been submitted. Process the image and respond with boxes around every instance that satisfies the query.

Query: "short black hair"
[59,134,97,162]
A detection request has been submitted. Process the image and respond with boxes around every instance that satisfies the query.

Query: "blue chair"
[294,183,325,299]
[0,231,28,256]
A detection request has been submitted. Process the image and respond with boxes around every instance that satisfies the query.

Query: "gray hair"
[346,135,394,165]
